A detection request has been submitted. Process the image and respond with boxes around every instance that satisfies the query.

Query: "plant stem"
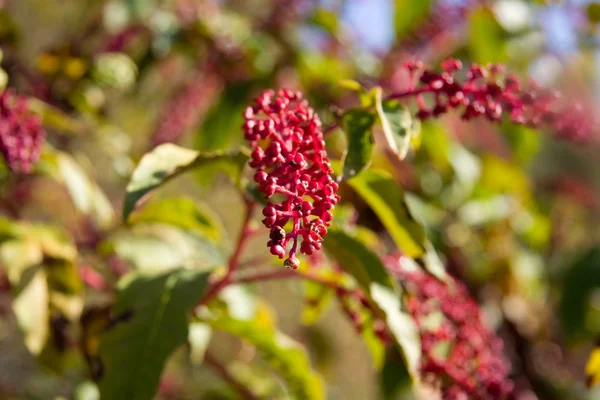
[198,198,256,306]
[204,351,259,400]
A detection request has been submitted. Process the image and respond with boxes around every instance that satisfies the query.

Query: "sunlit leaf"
[98,268,210,400]
[341,108,376,180]
[370,283,421,379]
[37,149,115,230]
[374,88,417,161]
[103,223,225,272]
[348,169,426,257]
[123,144,240,220]
[0,220,82,357]
[323,228,421,375]
[129,197,222,242]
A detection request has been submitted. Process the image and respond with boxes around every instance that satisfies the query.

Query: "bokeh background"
[2,0,600,399]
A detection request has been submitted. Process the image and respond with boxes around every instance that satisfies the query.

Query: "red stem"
[204,351,259,400]
[198,199,256,306]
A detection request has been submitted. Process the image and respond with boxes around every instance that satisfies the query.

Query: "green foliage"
[123,144,243,220]
[348,169,426,257]
[394,0,433,39]
[374,88,419,161]
[468,7,508,63]
[341,108,376,180]
[323,228,421,376]
[203,300,326,400]
[560,246,600,342]
[98,268,210,400]
[129,197,222,242]
[0,219,81,358]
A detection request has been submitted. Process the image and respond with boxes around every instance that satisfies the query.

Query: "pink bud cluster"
[151,71,221,148]
[386,257,513,400]
[243,89,340,268]
[0,90,45,174]
[393,59,592,142]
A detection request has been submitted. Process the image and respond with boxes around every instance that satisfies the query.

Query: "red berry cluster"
[243,89,340,268]
[151,71,221,148]
[386,256,513,400]
[0,90,45,174]
[393,59,591,142]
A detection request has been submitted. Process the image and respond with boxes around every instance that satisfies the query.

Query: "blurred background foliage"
[1,0,600,399]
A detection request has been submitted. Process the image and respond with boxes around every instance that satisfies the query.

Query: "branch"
[204,352,259,400]
[198,198,256,306]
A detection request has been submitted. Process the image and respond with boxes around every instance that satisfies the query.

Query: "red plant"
[391,59,592,142]
[243,89,340,268]
[0,90,45,173]
[387,256,513,400]
[151,70,222,148]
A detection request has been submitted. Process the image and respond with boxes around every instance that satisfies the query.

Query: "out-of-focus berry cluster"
[243,89,340,268]
[0,90,45,174]
[401,0,480,53]
[335,286,390,344]
[395,59,592,142]
[386,256,513,400]
[150,71,221,148]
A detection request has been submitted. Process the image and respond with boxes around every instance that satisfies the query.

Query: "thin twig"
[198,199,256,306]
[204,352,259,400]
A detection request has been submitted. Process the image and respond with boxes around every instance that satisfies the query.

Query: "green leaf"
[348,169,426,257]
[129,197,222,242]
[123,143,240,221]
[324,229,396,292]
[587,3,600,24]
[204,302,326,400]
[103,223,225,273]
[394,0,432,39]
[375,89,417,160]
[560,246,600,342]
[310,7,340,34]
[468,7,507,64]
[370,283,421,378]
[341,108,376,180]
[323,228,421,376]
[39,149,115,230]
[195,83,250,153]
[92,52,138,90]
[28,98,87,136]
[98,268,210,400]
[0,220,82,357]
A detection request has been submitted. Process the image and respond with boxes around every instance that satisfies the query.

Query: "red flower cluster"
[0,90,45,173]
[393,59,591,142]
[243,89,339,268]
[386,257,513,400]
[151,71,221,148]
